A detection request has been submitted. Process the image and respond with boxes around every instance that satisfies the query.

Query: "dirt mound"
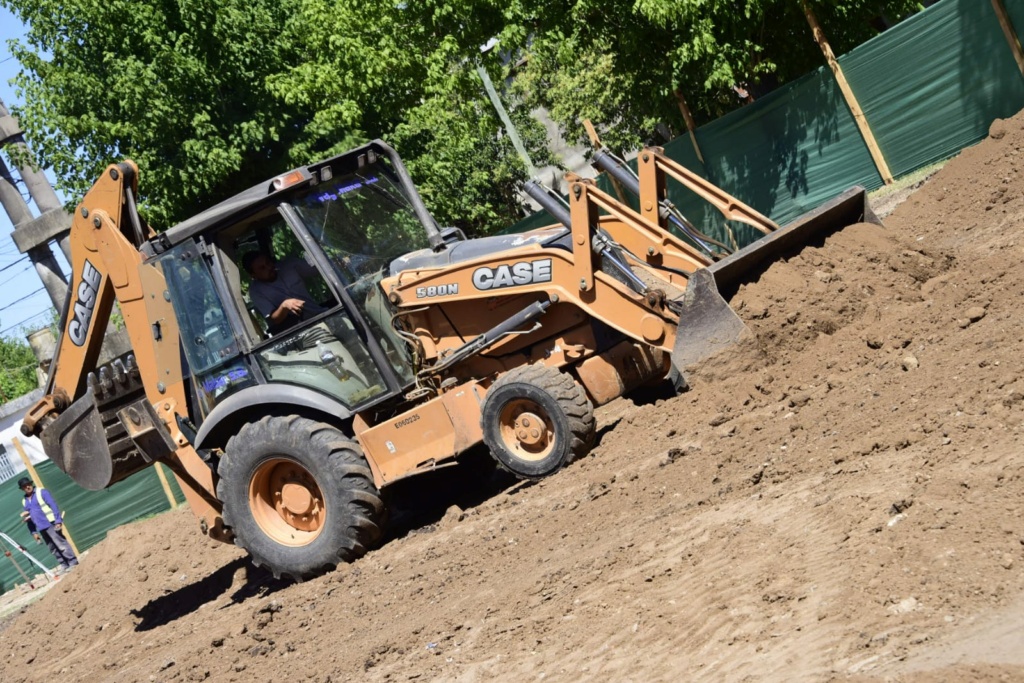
[4,114,1024,681]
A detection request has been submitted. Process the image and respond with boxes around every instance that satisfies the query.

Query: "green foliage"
[513,0,923,152]
[2,0,306,227]
[0,333,39,401]
[1,0,920,235]
[267,1,551,235]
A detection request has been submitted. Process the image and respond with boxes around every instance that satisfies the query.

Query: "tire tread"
[484,364,596,477]
[217,416,384,581]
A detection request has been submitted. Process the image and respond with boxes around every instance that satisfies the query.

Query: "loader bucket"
[671,186,881,373]
[39,392,152,491]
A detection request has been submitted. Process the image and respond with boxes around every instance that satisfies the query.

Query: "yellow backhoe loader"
[21,140,879,579]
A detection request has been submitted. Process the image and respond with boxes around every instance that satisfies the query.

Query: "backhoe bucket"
[670,186,881,373]
[39,392,153,491]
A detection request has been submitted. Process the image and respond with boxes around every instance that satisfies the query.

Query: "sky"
[0,6,70,341]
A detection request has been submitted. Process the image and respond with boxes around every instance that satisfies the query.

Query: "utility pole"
[0,98,134,366]
[0,97,72,311]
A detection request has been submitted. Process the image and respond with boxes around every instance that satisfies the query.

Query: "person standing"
[18,477,78,573]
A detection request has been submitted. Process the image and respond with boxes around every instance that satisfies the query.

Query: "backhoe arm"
[23,163,139,426]
[22,162,230,542]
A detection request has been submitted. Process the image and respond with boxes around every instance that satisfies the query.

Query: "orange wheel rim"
[249,457,326,547]
[497,399,555,462]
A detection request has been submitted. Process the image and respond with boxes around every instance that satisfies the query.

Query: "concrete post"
[0,155,68,309]
[0,155,34,226]
[29,246,69,308]
[0,97,71,311]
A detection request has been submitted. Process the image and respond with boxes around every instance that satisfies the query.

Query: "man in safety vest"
[18,477,78,572]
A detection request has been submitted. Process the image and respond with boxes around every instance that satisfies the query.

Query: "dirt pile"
[3,113,1024,681]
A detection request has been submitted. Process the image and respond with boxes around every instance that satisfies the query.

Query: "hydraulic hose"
[591,149,727,258]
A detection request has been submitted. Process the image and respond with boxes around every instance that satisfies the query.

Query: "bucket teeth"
[87,372,100,396]
[112,359,127,384]
[98,367,113,394]
[125,354,140,378]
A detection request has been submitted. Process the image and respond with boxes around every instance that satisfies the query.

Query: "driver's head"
[243,251,277,282]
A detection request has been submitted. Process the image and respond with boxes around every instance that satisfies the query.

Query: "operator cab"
[149,142,434,420]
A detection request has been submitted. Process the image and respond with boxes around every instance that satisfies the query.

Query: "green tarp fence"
[0,461,185,592]
[509,0,1024,245]
[839,0,1024,179]
[682,65,885,241]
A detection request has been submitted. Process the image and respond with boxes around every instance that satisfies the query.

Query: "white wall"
[0,389,47,482]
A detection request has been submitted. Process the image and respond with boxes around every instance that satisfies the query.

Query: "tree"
[1,0,550,235]
[265,1,552,235]
[1,0,921,235]
[0,334,39,401]
[511,0,923,153]
[2,0,310,228]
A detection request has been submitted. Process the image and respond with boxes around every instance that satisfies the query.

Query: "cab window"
[156,242,255,413]
[218,211,389,408]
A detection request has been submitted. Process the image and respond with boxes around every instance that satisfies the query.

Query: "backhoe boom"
[22,162,230,542]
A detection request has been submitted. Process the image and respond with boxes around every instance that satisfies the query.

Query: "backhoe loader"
[21,140,879,580]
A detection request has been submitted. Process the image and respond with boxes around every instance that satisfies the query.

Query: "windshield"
[288,161,427,384]
[291,161,430,283]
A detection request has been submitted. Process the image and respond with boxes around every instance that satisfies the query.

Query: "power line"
[0,292,44,317]
[0,360,40,374]
[0,309,51,337]
[0,264,32,288]
[0,286,44,313]
[0,255,30,273]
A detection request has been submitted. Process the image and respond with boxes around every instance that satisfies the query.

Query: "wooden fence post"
[802,2,894,185]
[154,462,179,509]
[992,0,1024,78]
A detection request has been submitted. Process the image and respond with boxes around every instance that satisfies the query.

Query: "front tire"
[217,415,384,581]
[482,364,596,479]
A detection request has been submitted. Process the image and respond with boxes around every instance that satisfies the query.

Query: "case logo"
[68,259,101,347]
[472,259,552,291]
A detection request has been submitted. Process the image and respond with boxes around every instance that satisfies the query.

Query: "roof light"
[272,170,306,191]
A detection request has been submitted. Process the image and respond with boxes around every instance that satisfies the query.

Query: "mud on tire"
[481,364,596,479]
[217,415,384,581]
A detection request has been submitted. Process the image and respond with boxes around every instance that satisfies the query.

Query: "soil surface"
[3,112,1024,682]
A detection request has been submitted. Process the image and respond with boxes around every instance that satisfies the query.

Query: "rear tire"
[217,415,384,581]
[482,364,596,479]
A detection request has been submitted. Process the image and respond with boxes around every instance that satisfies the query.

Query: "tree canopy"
[1,0,921,235]
[512,0,922,152]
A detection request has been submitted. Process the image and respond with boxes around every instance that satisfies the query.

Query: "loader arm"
[22,162,230,542]
[382,173,708,369]
[635,146,779,237]
[383,143,876,384]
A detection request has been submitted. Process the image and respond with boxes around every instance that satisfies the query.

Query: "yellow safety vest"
[32,488,56,523]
